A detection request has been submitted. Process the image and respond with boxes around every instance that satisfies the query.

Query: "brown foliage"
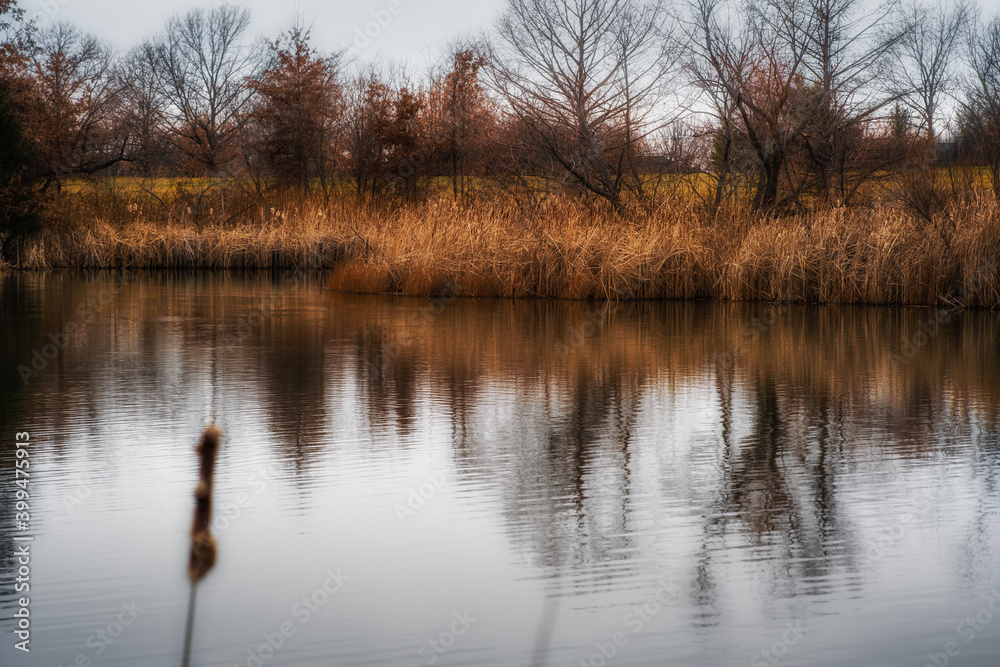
[246,28,342,192]
[424,49,495,200]
[346,74,426,203]
[25,25,125,186]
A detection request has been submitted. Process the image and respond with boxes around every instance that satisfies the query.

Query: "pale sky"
[26,0,509,65]
[23,0,1000,68]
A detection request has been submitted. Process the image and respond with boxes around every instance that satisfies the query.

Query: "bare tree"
[28,23,125,187]
[686,0,814,210]
[117,46,171,175]
[686,0,907,210]
[487,0,677,208]
[757,0,907,205]
[961,15,1000,200]
[148,5,258,174]
[757,0,903,102]
[682,1,742,212]
[892,0,972,141]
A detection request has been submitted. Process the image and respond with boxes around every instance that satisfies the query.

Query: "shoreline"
[3,196,999,308]
[3,267,996,311]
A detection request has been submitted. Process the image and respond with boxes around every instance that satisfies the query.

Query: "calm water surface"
[1,272,999,667]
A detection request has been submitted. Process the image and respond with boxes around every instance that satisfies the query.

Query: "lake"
[1,271,999,667]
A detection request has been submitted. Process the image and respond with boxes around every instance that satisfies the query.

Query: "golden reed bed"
[6,195,1000,307]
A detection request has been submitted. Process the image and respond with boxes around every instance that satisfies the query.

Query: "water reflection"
[0,272,998,666]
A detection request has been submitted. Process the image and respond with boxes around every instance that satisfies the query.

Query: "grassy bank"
[5,187,1000,307]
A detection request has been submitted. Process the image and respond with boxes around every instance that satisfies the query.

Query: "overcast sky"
[27,0,509,65]
[23,0,1000,66]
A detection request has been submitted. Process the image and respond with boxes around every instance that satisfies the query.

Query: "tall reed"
[5,185,1000,307]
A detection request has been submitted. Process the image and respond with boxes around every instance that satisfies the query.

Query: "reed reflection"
[2,274,999,611]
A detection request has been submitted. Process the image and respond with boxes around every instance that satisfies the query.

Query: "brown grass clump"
[23,217,347,270]
[5,184,1000,307]
[325,199,718,300]
[719,202,1000,307]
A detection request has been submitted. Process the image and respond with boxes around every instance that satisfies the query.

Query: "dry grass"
[326,196,1000,307]
[327,198,717,300]
[5,185,1000,306]
[16,217,348,270]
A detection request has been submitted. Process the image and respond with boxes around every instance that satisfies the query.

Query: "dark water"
[1,271,999,667]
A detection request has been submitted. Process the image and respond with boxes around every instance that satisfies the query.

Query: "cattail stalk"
[188,425,220,582]
[182,425,221,667]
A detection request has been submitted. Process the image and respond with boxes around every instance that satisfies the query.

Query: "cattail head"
[192,480,212,535]
[188,531,217,583]
[189,425,221,582]
[197,425,220,487]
